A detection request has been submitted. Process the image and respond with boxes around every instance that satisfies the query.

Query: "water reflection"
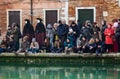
[0,66,120,79]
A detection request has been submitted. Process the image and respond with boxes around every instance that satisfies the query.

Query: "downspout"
[65,1,69,24]
[119,0,120,7]
[30,0,33,24]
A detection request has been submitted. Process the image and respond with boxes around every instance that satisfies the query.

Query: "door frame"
[76,7,96,23]
[43,9,60,26]
[7,9,22,31]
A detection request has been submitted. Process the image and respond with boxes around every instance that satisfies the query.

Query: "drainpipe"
[30,0,33,24]
[65,1,69,24]
[119,0,120,7]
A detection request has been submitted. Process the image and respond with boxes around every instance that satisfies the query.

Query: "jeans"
[96,48,102,55]
[28,48,39,53]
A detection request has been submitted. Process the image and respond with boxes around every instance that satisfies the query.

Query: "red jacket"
[104,28,114,44]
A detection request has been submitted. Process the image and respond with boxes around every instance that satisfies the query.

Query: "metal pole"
[30,0,33,24]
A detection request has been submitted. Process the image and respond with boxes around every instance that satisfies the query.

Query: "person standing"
[57,20,67,51]
[104,23,114,53]
[35,18,46,49]
[81,21,93,41]
[92,22,100,40]
[112,19,118,53]
[101,20,107,41]
[11,23,20,51]
[23,19,34,43]
[46,24,54,48]
[115,19,120,52]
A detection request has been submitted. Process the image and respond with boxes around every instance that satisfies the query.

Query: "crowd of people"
[0,18,120,56]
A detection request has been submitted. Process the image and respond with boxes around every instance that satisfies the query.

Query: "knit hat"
[32,38,36,42]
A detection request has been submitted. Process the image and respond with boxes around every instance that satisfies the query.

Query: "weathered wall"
[69,0,120,24]
[0,0,63,35]
[0,0,120,35]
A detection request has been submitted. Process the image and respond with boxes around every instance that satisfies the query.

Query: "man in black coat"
[23,19,34,43]
[57,20,67,50]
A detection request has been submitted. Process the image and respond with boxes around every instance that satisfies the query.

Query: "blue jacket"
[64,41,73,48]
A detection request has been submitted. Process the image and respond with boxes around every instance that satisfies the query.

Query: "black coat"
[57,24,67,38]
[70,25,79,38]
[81,26,92,40]
[35,22,46,34]
[115,24,120,39]
[23,21,34,36]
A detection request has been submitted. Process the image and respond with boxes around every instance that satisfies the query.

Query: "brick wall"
[0,0,63,35]
[0,0,120,35]
[69,0,120,25]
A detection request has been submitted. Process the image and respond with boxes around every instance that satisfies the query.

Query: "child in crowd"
[64,38,73,54]
[15,36,30,54]
[28,38,39,53]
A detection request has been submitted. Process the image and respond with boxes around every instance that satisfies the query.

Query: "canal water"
[0,65,120,79]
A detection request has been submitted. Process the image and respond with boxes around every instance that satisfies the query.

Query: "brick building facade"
[0,0,120,35]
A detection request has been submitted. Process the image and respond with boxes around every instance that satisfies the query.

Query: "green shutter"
[78,9,94,24]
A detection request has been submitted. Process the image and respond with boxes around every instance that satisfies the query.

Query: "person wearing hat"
[23,19,34,43]
[35,18,46,49]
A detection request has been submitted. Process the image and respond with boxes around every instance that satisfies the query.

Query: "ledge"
[0,53,120,67]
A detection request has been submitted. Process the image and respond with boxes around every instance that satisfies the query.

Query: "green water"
[0,65,120,79]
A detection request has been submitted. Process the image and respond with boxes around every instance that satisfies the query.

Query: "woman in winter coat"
[104,23,114,52]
